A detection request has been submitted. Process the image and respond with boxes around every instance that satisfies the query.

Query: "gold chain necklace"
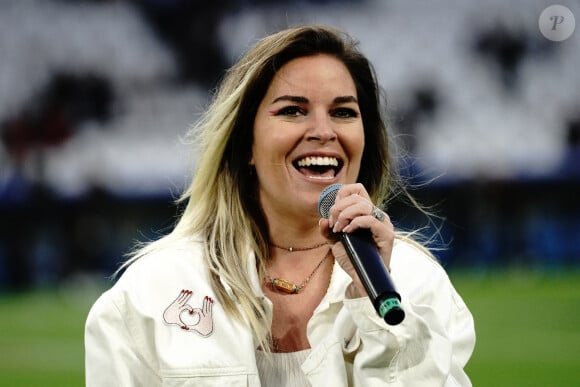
[265,249,331,294]
[269,257,334,352]
[271,241,327,252]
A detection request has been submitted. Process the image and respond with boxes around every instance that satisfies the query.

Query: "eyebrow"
[272,95,308,104]
[271,95,358,104]
[334,95,358,104]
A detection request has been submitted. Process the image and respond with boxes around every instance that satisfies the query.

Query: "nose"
[307,111,337,143]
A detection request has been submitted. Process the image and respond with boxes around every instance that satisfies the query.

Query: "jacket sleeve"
[342,247,476,387]
[85,290,159,387]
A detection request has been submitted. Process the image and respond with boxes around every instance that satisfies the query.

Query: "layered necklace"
[266,242,331,294]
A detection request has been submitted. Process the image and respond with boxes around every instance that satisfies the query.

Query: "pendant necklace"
[265,249,331,294]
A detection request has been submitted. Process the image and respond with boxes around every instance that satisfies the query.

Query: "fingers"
[319,183,395,275]
[318,218,337,240]
[326,183,390,234]
[177,289,193,305]
[330,199,373,233]
[203,296,214,315]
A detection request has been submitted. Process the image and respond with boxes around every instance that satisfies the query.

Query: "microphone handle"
[340,229,405,325]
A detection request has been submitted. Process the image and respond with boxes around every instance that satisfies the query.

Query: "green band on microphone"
[379,298,401,318]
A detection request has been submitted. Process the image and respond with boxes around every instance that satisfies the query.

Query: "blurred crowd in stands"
[1,0,579,290]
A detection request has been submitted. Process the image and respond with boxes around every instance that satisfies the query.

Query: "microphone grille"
[317,184,342,219]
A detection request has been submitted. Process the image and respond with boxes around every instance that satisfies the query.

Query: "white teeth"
[296,156,339,167]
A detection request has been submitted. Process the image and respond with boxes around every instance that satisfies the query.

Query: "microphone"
[318,184,404,325]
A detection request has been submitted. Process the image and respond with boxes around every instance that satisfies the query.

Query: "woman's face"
[251,54,364,219]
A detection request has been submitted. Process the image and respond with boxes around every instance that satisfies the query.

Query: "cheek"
[343,129,365,177]
[254,125,297,161]
[250,134,287,172]
[345,128,365,159]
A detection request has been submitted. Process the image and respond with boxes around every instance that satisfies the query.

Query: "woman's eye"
[276,106,305,117]
[332,107,359,119]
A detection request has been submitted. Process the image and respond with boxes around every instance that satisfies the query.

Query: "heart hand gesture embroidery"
[163,289,214,337]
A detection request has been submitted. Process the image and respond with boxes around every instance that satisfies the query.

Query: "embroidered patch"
[163,289,214,337]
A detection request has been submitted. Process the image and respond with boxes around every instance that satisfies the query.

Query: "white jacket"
[85,236,475,386]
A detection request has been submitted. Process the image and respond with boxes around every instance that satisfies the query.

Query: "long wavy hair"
[125,25,404,350]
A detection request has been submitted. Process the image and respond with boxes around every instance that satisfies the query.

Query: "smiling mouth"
[293,156,343,179]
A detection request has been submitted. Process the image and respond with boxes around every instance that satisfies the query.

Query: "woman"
[85,25,475,386]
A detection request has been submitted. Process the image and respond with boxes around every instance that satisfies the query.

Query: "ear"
[249,155,255,166]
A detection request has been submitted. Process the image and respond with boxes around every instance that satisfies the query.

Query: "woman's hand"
[318,183,395,298]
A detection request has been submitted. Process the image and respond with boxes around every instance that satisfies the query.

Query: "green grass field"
[453,269,580,387]
[0,269,579,386]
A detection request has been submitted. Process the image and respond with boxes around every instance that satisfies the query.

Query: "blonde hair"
[122,25,430,350]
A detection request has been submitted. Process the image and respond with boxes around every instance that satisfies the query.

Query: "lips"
[293,155,343,178]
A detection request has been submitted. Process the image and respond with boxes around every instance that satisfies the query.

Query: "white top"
[85,236,476,386]
[256,349,312,387]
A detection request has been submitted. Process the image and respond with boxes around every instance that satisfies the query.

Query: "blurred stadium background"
[1,0,579,385]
